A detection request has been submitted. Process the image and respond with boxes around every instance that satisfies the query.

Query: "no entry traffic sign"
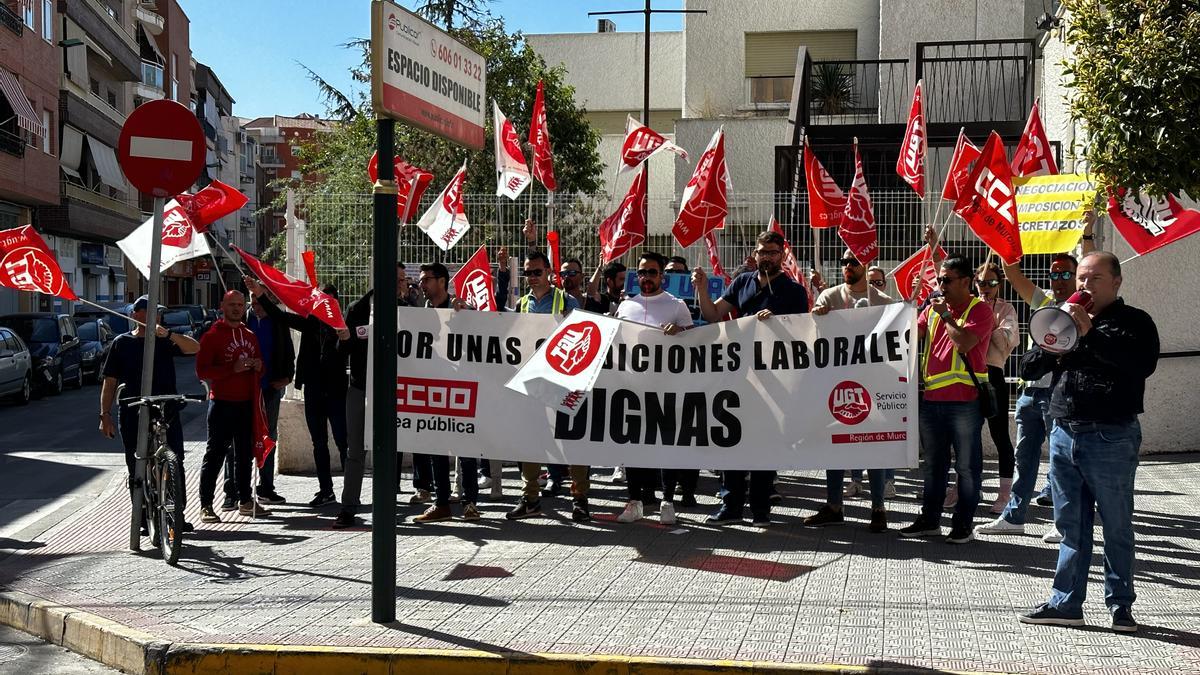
[118,100,206,198]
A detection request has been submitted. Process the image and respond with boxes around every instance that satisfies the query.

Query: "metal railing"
[916,39,1036,125]
[808,59,910,125]
[0,128,25,157]
[0,2,22,34]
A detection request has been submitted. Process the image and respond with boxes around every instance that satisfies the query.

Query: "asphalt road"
[0,624,119,674]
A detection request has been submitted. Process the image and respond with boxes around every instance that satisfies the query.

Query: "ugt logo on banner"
[829,380,873,425]
[547,321,602,376]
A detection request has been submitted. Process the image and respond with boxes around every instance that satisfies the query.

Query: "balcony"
[0,129,24,158]
[135,60,165,101]
[64,0,139,80]
[0,3,22,35]
[134,4,163,35]
[260,152,283,168]
[62,182,141,221]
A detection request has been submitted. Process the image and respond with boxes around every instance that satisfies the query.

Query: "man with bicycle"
[99,296,200,532]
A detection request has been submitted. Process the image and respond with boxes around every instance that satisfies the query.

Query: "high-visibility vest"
[922,297,990,391]
[519,288,566,315]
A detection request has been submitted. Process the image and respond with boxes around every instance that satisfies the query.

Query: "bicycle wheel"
[156,449,185,565]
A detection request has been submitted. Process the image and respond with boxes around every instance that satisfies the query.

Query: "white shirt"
[615,291,694,329]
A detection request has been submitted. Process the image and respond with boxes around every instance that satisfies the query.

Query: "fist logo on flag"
[828,380,873,425]
[547,321,600,376]
[2,248,61,296]
[160,207,194,248]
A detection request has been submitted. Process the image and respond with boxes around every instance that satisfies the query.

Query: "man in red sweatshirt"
[196,290,265,523]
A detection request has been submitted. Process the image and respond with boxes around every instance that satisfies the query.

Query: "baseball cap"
[130,296,165,314]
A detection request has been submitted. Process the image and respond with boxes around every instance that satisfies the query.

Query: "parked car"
[75,319,115,384]
[0,327,33,405]
[169,304,211,337]
[73,302,132,333]
[161,310,196,339]
[0,313,83,395]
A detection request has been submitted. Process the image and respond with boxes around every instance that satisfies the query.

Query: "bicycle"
[122,392,204,565]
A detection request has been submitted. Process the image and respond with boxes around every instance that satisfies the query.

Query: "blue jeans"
[1000,387,1054,525]
[827,469,886,509]
[1047,420,1141,614]
[199,400,253,506]
[431,455,478,507]
[918,400,984,531]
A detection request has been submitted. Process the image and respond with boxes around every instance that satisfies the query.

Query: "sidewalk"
[1,443,1198,674]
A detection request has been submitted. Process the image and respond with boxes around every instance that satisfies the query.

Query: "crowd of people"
[98,213,1159,633]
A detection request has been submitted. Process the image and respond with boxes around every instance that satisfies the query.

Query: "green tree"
[1062,0,1200,197]
[415,0,486,30]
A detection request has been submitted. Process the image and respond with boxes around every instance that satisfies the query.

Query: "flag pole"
[74,298,147,327]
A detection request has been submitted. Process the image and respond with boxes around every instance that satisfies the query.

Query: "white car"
[0,326,33,405]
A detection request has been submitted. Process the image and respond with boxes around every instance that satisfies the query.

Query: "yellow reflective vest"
[922,297,990,392]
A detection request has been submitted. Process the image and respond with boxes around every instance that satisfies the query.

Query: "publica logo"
[828,380,873,425]
[546,321,601,376]
[388,13,421,43]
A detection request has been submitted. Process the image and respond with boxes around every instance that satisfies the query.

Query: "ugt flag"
[118,200,212,279]
[174,180,248,233]
[941,129,981,202]
[839,140,878,265]
[1107,188,1200,258]
[1011,98,1058,178]
[768,215,805,286]
[896,79,926,197]
[368,152,434,223]
[529,80,556,196]
[416,162,471,252]
[0,226,78,301]
[493,100,531,200]
[673,127,730,248]
[619,115,688,173]
[599,165,648,263]
[954,131,1023,265]
[452,245,497,311]
[505,310,621,415]
[891,244,947,303]
[804,138,846,228]
[232,246,347,331]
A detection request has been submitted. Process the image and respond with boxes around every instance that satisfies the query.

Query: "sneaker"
[611,466,626,483]
[571,498,591,522]
[407,489,431,505]
[946,526,975,544]
[843,481,864,498]
[256,489,286,505]
[461,503,481,521]
[200,506,220,524]
[309,492,337,507]
[478,475,493,489]
[976,515,1026,536]
[659,501,677,525]
[1043,525,1063,544]
[1111,606,1138,633]
[542,479,561,497]
[707,508,743,524]
[1035,492,1054,507]
[413,505,453,523]
[1019,603,1084,627]
[751,514,771,527]
[506,499,542,520]
[869,509,888,533]
[332,510,360,529]
[239,501,270,517]
[883,479,897,499]
[449,492,462,504]
[537,472,549,488]
[679,494,698,508]
[181,521,195,533]
[804,505,846,527]
[220,496,238,512]
[617,500,644,523]
[898,520,941,538]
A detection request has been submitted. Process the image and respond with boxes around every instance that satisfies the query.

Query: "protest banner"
[1014,174,1098,254]
[368,303,919,470]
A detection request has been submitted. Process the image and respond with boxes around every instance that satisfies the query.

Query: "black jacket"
[1020,298,1159,423]
[248,312,295,384]
[259,294,347,392]
[341,289,413,391]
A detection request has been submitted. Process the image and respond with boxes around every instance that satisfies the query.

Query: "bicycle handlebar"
[120,393,207,409]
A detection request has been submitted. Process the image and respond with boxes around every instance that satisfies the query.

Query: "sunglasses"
[868,279,886,288]
[560,270,580,278]
[636,268,660,278]
[840,258,862,267]
[1049,271,1075,281]
[975,279,1000,288]
[937,275,963,285]
[755,249,783,257]
[521,268,546,278]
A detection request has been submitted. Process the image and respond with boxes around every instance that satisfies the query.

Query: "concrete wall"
[526,31,684,114]
[673,117,789,200]
[878,0,1039,61]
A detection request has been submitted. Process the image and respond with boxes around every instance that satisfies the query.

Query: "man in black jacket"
[244,277,350,508]
[245,293,295,505]
[1017,251,1159,634]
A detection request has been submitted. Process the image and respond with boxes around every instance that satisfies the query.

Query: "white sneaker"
[407,489,431,505]
[1043,526,1063,544]
[843,481,864,498]
[611,466,626,483]
[883,479,897,499]
[478,475,493,489]
[659,502,676,525]
[617,500,643,523]
[975,515,1025,535]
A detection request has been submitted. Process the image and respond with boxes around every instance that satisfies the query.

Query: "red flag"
[941,129,981,202]
[546,230,562,288]
[599,165,648,263]
[1107,188,1200,257]
[232,246,347,331]
[891,244,948,303]
[703,229,732,284]
[896,79,926,197]
[954,131,1023,265]
[804,138,846,228]
[368,152,435,223]
[839,141,878,265]
[493,100,531,200]
[1011,98,1058,177]
[175,180,248,232]
[673,128,731,248]
[301,250,318,288]
[252,389,275,468]
[0,226,78,301]
[768,215,805,285]
[529,80,557,193]
[619,115,688,173]
[451,245,498,311]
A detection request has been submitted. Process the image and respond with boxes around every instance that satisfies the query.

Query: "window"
[40,0,51,41]
[89,78,100,96]
[21,0,33,29]
[41,109,50,154]
[290,145,301,156]
[744,30,857,105]
[291,170,301,180]
[107,89,118,110]
[170,54,178,102]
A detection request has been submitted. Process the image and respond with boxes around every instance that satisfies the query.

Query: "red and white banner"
[416,162,471,251]
[232,246,347,331]
[0,226,78,301]
[1011,98,1058,178]
[673,127,731,248]
[619,115,688,173]
[896,79,926,197]
[954,131,1023,265]
[941,129,981,202]
[891,244,947,303]
[704,229,732,284]
[505,310,623,415]
[252,390,275,468]
[118,200,212,279]
[493,100,531,200]
[175,180,248,233]
[452,245,498,311]
[839,141,878,265]
[301,250,318,288]
[769,215,805,285]
[368,152,435,223]
[599,165,648,263]
[1107,188,1200,257]
[804,138,846,228]
[529,80,557,196]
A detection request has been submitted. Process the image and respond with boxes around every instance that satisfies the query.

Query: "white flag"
[117,200,212,279]
[493,101,531,200]
[416,162,470,252]
[619,115,689,173]
[505,310,621,415]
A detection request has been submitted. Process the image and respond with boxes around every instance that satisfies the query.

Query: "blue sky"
[180,0,684,120]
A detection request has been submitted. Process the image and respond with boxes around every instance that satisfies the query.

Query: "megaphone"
[1029,290,1093,354]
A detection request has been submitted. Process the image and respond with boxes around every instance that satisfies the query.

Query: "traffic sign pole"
[130,196,165,551]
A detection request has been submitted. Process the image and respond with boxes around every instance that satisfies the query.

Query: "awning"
[109,269,128,282]
[0,68,42,136]
[83,264,110,275]
[138,24,165,64]
[84,135,127,191]
[60,125,84,179]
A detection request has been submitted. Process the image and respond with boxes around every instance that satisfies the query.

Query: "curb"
[0,589,1010,675]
